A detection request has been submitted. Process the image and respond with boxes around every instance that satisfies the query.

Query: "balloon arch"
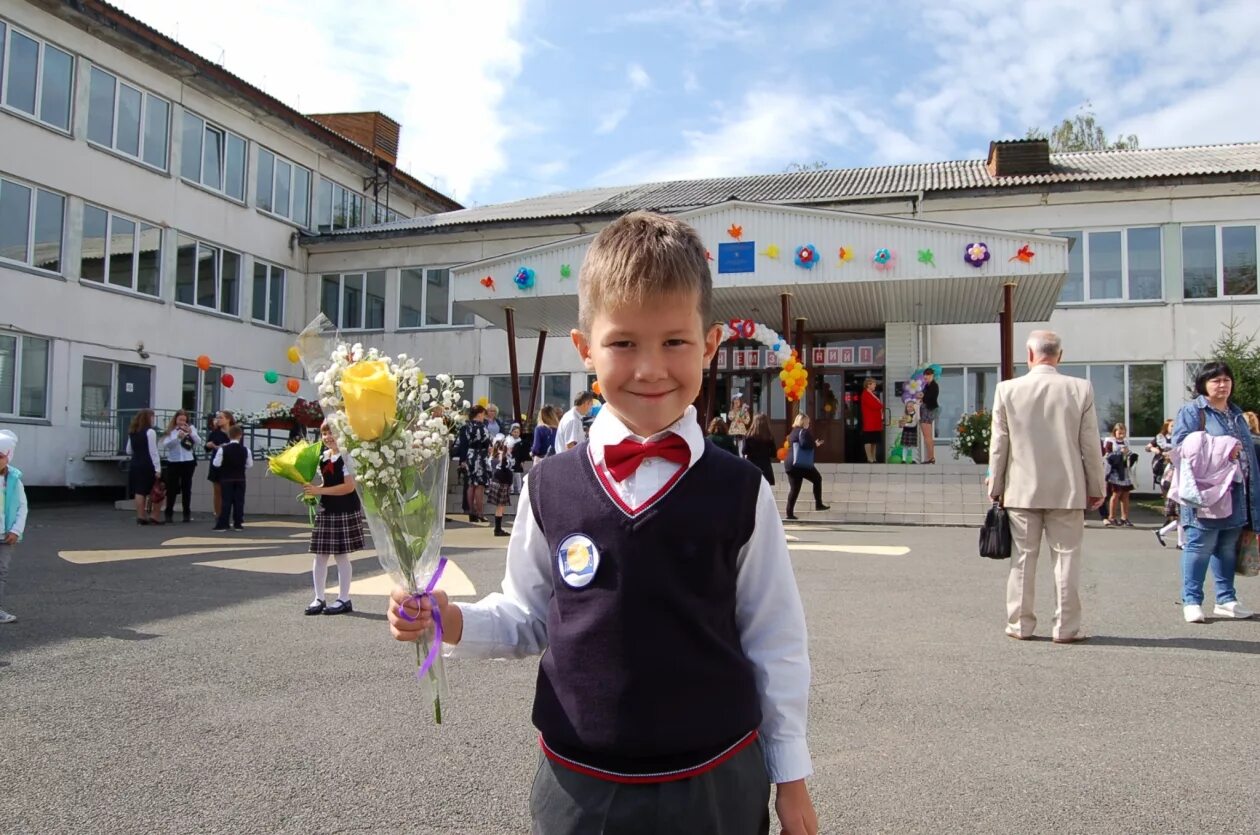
[720,319,807,402]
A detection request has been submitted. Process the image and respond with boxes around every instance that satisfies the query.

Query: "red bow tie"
[602,434,691,482]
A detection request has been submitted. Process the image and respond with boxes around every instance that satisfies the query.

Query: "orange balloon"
[592,380,602,396]
[776,447,787,461]
[286,378,300,394]
[196,354,211,372]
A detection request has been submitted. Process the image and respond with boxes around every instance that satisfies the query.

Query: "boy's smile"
[572,290,721,439]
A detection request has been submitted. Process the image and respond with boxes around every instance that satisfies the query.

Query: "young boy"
[211,424,252,531]
[0,429,28,624]
[388,212,817,834]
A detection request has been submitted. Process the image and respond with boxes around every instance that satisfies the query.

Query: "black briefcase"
[979,502,1012,559]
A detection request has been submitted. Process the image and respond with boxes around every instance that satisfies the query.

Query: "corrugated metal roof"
[324,141,1260,238]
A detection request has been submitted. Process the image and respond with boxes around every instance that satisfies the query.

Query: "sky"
[113,0,1260,209]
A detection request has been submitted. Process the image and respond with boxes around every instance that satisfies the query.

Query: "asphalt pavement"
[1,505,1257,834]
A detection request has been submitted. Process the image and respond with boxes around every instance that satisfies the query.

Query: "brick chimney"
[986,139,1052,178]
[307,111,401,168]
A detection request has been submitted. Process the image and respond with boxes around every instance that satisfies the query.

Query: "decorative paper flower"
[964,242,991,268]
[762,244,781,259]
[917,249,936,267]
[560,264,572,279]
[728,224,743,240]
[513,267,535,290]
[838,246,855,263]
[340,360,397,441]
[1010,245,1035,263]
[794,244,819,269]
[873,248,895,270]
[480,275,495,291]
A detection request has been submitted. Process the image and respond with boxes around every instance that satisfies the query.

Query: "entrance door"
[840,370,886,464]
[115,363,153,453]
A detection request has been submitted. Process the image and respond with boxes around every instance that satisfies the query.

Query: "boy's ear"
[702,323,723,364]
[571,329,596,371]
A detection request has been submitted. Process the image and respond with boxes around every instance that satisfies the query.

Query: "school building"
[4,0,1260,494]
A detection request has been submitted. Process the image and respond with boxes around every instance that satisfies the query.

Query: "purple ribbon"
[396,557,448,680]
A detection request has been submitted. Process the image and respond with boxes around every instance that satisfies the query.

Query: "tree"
[1026,103,1139,152]
[1199,316,1260,412]
[783,160,829,173]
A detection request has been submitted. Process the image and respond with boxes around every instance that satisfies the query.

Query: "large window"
[314,179,366,232]
[80,204,161,296]
[181,363,221,424]
[180,111,246,200]
[0,174,63,272]
[176,234,241,315]
[1013,362,1166,440]
[1183,224,1259,299]
[0,331,49,418]
[86,66,169,169]
[399,267,476,327]
[1057,227,1163,303]
[321,271,386,330]
[935,366,998,440]
[488,374,571,421]
[251,261,286,327]
[0,22,73,131]
[256,148,311,227]
[370,202,407,225]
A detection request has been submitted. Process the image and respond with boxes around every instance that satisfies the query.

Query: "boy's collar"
[588,405,705,468]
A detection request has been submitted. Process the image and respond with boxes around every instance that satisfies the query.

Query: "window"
[256,148,311,227]
[321,271,386,330]
[80,358,113,422]
[935,366,996,439]
[176,234,241,315]
[399,267,476,328]
[0,22,73,131]
[370,201,407,225]
[1056,227,1163,303]
[181,363,221,422]
[180,111,246,200]
[0,175,63,272]
[85,66,169,169]
[1017,362,1165,439]
[252,261,286,327]
[80,204,161,295]
[314,179,366,232]
[487,375,571,420]
[1183,224,1260,299]
[0,331,49,418]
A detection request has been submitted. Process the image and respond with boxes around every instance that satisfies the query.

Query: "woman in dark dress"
[456,405,492,523]
[785,413,829,520]
[741,413,777,485]
[204,410,235,521]
[125,408,162,525]
[707,417,738,455]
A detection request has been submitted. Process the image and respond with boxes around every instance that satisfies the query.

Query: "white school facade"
[4,0,1260,487]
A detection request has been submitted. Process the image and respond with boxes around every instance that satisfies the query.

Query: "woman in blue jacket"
[1171,362,1260,623]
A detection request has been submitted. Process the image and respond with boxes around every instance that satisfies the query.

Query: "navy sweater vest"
[218,443,248,482]
[527,440,764,776]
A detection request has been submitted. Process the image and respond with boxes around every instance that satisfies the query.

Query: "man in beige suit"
[988,331,1106,643]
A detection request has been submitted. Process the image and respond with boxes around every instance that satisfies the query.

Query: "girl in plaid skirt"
[302,423,364,616]
[487,434,514,537]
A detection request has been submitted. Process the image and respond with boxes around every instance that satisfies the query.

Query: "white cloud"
[112,0,525,203]
[628,63,652,91]
[682,68,701,93]
[594,63,654,135]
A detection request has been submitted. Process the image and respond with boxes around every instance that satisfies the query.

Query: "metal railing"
[84,410,316,461]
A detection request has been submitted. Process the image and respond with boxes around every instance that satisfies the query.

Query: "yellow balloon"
[286,346,301,364]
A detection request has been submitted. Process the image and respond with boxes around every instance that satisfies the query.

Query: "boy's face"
[0,451,8,471]
[572,290,720,438]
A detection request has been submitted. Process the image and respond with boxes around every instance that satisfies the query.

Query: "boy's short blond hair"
[578,211,712,333]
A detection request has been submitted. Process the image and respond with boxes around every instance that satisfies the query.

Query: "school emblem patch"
[556,534,599,588]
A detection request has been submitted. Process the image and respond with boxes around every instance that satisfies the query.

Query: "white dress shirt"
[125,428,161,472]
[553,407,585,453]
[211,440,255,469]
[161,426,203,463]
[456,404,814,784]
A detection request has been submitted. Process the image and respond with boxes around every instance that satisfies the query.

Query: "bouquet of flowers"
[267,439,322,525]
[296,315,467,723]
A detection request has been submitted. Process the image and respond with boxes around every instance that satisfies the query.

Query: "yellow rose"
[340,360,397,440]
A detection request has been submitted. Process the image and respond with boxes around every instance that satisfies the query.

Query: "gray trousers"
[530,738,771,835]
[0,544,13,607]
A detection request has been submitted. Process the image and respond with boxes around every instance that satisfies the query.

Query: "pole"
[794,317,807,416]
[781,293,793,418]
[1000,283,1016,381]
[504,308,522,425]
[526,330,548,425]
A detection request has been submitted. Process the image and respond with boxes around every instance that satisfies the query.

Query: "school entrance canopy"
[450,201,1070,422]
